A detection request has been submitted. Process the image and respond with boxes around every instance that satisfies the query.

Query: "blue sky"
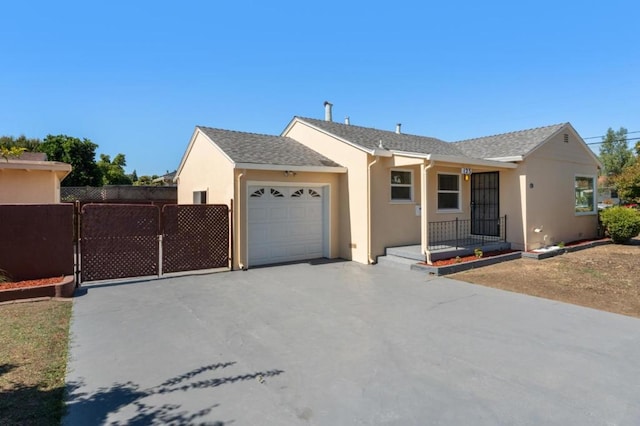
[1,1,638,176]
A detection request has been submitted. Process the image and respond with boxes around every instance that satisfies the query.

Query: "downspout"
[421,160,435,264]
[236,170,246,270]
[367,156,378,264]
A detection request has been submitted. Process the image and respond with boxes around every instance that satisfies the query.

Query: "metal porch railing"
[427,216,507,251]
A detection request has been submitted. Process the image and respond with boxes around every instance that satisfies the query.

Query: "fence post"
[229,199,234,271]
[158,234,163,278]
[75,201,81,286]
[504,215,507,242]
[455,217,459,249]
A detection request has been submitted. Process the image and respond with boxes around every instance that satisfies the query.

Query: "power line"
[583,130,640,140]
[586,136,640,145]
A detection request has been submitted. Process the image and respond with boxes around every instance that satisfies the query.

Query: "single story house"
[176,103,601,268]
[0,152,71,203]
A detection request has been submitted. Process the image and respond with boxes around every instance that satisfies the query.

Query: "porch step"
[430,241,511,261]
[376,254,420,270]
[385,246,424,262]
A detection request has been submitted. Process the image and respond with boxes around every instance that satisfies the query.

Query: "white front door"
[248,186,325,266]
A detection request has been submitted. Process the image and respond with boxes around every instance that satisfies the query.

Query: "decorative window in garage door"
[270,188,284,197]
[250,188,265,197]
[291,188,322,198]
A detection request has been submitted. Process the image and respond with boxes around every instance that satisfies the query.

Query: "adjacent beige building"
[176,104,601,268]
[0,153,71,203]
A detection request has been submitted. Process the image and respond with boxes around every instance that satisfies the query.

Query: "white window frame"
[574,175,596,215]
[193,190,207,204]
[390,169,414,203]
[437,173,462,213]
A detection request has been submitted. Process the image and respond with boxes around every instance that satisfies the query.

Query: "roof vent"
[396,123,402,134]
[324,101,333,122]
[563,133,569,143]
[345,116,350,125]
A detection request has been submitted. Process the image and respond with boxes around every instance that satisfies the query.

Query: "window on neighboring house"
[390,170,413,201]
[575,176,595,214]
[193,190,207,204]
[437,174,461,211]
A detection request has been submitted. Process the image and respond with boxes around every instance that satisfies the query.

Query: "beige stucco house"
[176,104,601,268]
[0,152,72,203]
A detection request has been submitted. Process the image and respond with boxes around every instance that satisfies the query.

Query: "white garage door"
[248,185,325,266]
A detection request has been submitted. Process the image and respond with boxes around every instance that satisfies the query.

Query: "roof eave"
[390,151,518,169]
[175,127,235,179]
[485,155,524,162]
[0,160,72,172]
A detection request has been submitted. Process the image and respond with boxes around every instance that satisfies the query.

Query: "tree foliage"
[40,135,102,186]
[599,127,635,178]
[0,146,26,161]
[2,133,137,187]
[614,159,640,203]
[97,153,133,185]
[133,174,163,186]
[0,135,42,151]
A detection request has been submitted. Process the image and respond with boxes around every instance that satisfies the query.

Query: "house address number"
[461,168,472,175]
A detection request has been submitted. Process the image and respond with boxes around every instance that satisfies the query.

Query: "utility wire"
[586,136,640,145]
[583,130,640,140]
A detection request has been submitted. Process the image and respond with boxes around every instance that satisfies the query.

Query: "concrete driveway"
[64,261,640,425]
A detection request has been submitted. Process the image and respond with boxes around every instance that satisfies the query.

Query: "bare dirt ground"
[451,237,640,318]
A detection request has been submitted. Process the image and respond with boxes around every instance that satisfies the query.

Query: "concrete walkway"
[64,261,640,425]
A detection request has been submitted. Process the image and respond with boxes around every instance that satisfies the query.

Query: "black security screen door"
[471,172,500,236]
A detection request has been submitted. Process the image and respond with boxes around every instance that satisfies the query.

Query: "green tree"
[40,134,102,186]
[133,175,162,186]
[614,141,640,203]
[0,135,42,151]
[599,127,635,178]
[97,153,133,185]
[0,146,26,161]
[614,162,640,203]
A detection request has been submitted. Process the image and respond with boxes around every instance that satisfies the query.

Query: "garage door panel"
[269,223,289,241]
[248,185,325,266]
[249,207,268,221]
[269,206,288,220]
[289,206,307,219]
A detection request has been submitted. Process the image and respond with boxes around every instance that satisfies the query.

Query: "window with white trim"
[437,174,460,211]
[390,169,413,201]
[193,190,207,204]
[575,176,596,214]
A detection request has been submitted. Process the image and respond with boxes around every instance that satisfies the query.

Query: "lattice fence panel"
[162,205,229,273]
[81,204,160,282]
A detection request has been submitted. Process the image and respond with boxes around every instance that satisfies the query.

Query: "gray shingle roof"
[197,126,342,168]
[452,123,567,159]
[17,152,47,161]
[297,117,465,156]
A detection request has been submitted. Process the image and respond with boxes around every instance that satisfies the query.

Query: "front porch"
[386,239,512,263]
[382,216,510,264]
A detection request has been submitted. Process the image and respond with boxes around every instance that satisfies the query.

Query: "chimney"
[324,101,333,122]
[345,116,350,125]
[396,123,402,134]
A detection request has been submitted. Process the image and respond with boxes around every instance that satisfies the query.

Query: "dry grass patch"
[0,300,72,425]
[451,238,640,318]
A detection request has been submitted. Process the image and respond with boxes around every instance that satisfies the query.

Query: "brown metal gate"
[80,204,160,282]
[162,205,229,273]
[79,203,230,283]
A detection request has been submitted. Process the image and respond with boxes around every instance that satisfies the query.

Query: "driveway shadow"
[64,362,284,425]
